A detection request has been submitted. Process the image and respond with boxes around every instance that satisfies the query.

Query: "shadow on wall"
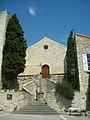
[86,74,90,110]
[64,56,67,74]
[2,76,19,90]
[63,56,67,81]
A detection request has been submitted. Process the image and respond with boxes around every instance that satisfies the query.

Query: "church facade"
[20,36,67,79]
[0,10,90,111]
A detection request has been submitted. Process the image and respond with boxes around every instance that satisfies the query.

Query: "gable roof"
[28,36,66,49]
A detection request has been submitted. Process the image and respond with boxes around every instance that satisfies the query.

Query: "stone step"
[14,108,58,115]
[29,101,47,106]
[16,109,57,112]
[14,111,59,115]
[14,101,58,115]
[22,106,52,110]
[19,107,56,111]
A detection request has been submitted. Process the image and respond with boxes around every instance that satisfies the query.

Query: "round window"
[44,45,48,50]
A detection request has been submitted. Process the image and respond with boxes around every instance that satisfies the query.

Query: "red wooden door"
[42,65,50,78]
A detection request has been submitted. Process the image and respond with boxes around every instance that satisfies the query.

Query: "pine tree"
[66,30,79,90]
[2,14,27,89]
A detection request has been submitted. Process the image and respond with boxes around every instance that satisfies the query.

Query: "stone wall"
[20,36,67,76]
[17,74,66,102]
[75,33,90,110]
[71,91,86,110]
[0,70,86,112]
[18,73,66,84]
[46,89,72,112]
[46,90,86,112]
[0,90,30,111]
[17,73,66,92]
[0,10,10,85]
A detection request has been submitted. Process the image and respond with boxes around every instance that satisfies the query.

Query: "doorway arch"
[42,65,50,78]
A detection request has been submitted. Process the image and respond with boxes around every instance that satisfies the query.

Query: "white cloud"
[29,6,36,16]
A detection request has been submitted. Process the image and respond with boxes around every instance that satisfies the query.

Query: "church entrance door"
[42,65,50,78]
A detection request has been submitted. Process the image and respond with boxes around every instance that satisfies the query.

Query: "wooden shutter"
[82,53,88,71]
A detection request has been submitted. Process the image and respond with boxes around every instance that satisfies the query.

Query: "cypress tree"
[66,30,79,90]
[2,14,27,89]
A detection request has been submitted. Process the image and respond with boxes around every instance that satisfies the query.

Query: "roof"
[28,36,66,48]
[0,10,10,16]
[75,33,90,39]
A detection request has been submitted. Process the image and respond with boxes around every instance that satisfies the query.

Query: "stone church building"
[20,36,67,78]
[0,10,90,111]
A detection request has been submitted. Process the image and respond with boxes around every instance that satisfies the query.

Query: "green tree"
[66,30,79,90]
[55,82,74,100]
[2,14,27,89]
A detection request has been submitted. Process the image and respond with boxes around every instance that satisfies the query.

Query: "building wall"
[75,33,90,110]
[0,10,10,84]
[21,37,67,76]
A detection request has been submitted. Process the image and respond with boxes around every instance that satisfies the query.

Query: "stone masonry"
[75,33,90,110]
[0,10,10,85]
[20,36,67,76]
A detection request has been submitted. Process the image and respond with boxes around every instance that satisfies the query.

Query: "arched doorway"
[42,65,50,78]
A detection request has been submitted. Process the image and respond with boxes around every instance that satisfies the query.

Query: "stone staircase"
[14,100,59,115]
[14,77,60,114]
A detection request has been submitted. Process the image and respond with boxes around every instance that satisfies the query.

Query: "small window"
[82,53,87,71]
[44,45,48,50]
[87,54,90,70]
[82,53,90,71]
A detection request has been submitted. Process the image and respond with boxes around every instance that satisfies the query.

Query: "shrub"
[55,82,74,100]
[81,109,86,112]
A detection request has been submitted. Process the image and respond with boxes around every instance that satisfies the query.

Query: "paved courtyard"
[0,112,90,120]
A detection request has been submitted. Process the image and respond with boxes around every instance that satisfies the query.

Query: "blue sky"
[0,0,90,46]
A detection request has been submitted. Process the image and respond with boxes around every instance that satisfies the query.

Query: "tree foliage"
[55,82,74,100]
[66,30,79,90]
[2,14,27,88]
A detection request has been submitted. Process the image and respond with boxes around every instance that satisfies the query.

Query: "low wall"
[18,73,66,83]
[0,90,30,111]
[46,90,86,112]
[46,89,71,112]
